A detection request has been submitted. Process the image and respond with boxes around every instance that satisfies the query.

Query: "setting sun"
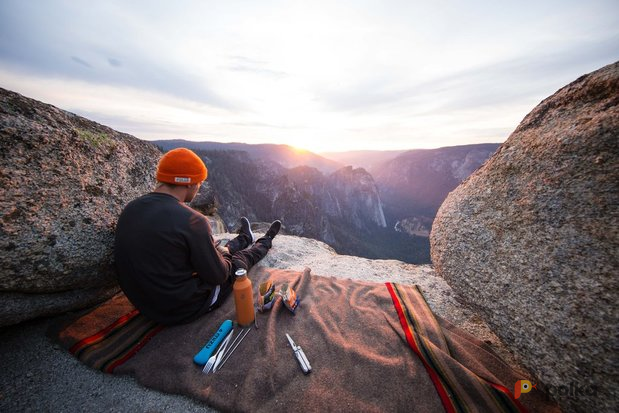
[1,1,615,152]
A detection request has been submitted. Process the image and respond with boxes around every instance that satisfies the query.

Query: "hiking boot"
[265,220,281,239]
[240,217,255,243]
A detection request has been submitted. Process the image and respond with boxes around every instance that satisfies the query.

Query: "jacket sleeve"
[186,212,232,285]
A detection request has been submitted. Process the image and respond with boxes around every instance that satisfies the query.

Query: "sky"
[0,1,617,153]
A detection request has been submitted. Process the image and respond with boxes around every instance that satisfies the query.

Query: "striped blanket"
[388,283,529,413]
[54,268,558,412]
[56,293,164,373]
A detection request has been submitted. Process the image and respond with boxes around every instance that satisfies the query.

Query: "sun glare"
[0,1,614,152]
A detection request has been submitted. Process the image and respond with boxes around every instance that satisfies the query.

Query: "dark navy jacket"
[114,192,232,325]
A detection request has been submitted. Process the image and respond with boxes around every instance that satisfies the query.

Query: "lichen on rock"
[0,88,162,326]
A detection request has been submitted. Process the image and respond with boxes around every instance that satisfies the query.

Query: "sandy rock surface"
[0,233,523,412]
[231,233,521,367]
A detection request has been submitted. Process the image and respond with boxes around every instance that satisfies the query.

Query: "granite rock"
[0,88,161,326]
[431,62,619,412]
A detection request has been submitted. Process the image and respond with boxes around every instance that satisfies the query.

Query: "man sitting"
[114,147,280,325]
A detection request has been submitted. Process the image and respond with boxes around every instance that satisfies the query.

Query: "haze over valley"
[155,139,499,263]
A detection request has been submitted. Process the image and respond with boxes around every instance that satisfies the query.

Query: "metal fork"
[202,330,233,374]
[213,327,251,373]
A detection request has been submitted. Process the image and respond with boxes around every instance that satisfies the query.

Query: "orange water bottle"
[233,268,255,327]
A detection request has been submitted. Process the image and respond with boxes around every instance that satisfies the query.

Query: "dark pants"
[208,234,272,311]
[226,233,272,270]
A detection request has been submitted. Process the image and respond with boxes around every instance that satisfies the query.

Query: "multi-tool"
[286,333,312,374]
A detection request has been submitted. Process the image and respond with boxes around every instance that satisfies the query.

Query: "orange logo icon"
[514,380,537,399]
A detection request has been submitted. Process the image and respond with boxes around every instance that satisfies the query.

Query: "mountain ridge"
[374,143,501,231]
[188,150,393,260]
[319,149,408,169]
[153,140,498,264]
[154,139,343,174]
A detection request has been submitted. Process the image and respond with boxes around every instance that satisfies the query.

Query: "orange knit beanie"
[156,148,208,185]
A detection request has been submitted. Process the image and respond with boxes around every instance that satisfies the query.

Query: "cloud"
[226,56,288,78]
[108,58,122,68]
[73,109,192,140]
[228,64,288,78]
[319,35,619,116]
[0,1,235,110]
[436,38,619,110]
[70,56,92,68]
[1,0,617,152]
[224,120,286,129]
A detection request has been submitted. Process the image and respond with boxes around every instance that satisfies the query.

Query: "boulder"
[0,88,161,327]
[430,61,618,412]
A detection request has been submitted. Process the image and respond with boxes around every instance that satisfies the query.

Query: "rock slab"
[431,62,619,412]
[0,88,161,327]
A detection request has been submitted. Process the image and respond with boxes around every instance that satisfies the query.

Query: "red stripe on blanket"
[104,325,165,373]
[387,282,529,413]
[488,382,528,413]
[386,282,458,413]
[69,309,141,355]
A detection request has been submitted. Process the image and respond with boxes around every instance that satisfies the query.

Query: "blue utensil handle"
[193,319,233,365]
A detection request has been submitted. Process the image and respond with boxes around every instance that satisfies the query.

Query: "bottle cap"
[235,268,247,277]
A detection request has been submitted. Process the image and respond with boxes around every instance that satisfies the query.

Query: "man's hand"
[215,239,230,255]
